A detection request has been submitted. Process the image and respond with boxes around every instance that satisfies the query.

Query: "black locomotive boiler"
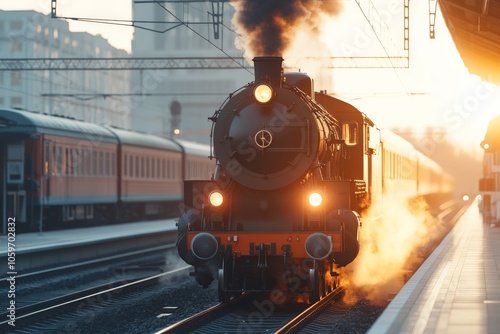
[177,57,452,303]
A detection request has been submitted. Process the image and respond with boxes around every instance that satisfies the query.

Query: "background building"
[0,10,132,128]
[131,2,251,143]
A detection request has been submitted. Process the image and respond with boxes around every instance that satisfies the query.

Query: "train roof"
[314,93,376,126]
[380,128,416,154]
[0,109,212,154]
[176,139,211,157]
[0,108,118,142]
[106,127,182,151]
[380,128,443,172]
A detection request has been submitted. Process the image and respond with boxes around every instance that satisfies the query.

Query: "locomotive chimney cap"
[253,56,284,87]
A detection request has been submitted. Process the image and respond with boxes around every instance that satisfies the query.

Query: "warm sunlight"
[280,1,500,159]
[2,0,499,187]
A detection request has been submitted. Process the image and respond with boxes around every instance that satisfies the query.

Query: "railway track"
[157,288,346,334]
[0,199,471,333]
[0,244,175,309]
[0,243,182,332]
[154,198,473,334]
[0,266,191,333]
[0,243,174,281]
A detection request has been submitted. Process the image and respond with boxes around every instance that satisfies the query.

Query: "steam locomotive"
[479,114,500,225]
[177,57,453,303]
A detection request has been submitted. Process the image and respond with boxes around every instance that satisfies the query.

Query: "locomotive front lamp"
[209,191,224,207]
[254,84,273,103]
[308,192,323,207]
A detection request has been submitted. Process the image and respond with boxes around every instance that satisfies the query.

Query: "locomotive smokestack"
[253,57,283,87]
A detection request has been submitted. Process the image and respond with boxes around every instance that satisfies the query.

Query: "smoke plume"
[342,196,443,305]
[231,0,343,59]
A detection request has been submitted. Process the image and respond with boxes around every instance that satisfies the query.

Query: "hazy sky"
[1,0,499,157]
[1,0,133,51]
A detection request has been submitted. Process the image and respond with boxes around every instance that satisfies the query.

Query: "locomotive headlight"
[308,192,323,207]
[254,84,273,103]
[209,191,224,207]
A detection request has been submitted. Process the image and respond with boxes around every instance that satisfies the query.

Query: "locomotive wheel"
[309,268,326,303]
[218,258,231,303]
[326,277,333,294]
[331,276,338,290]
[326,274,339,293]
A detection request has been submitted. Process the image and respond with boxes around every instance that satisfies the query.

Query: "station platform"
[0,219,177,255]
[0,219,178,273]
[368,202,500,334]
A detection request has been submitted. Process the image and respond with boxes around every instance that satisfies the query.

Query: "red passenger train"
[0,108,213,232]
[177,57,454,303]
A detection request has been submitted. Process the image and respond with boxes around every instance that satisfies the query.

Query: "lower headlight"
[209,191,224,207]
[308,192,323,207]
